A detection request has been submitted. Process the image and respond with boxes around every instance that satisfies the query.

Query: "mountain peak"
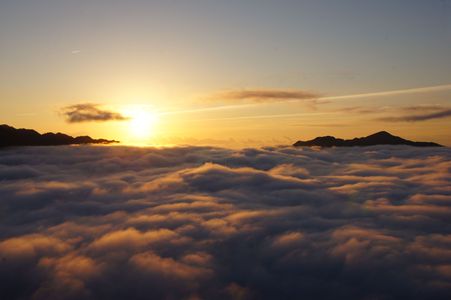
[372,130,392,136]
[0,124,119,147]
[293,131,442,148]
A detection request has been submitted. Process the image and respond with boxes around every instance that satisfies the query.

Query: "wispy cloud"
[166,83,451,117]
[61,103,129,123]
[378,106,451,122]
[208,83,451,104]
[209,89,320,103]
[336,106,389,114]
[401,104,449,112]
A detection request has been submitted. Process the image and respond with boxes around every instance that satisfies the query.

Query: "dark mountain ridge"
[0,124,118,147]
[293,131,442,147]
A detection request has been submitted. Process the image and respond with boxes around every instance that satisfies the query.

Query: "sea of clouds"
[0,145,450,300]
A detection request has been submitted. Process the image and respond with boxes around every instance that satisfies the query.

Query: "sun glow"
[124,107,158,141]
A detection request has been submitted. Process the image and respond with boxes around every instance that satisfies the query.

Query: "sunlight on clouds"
[0,145,450,299]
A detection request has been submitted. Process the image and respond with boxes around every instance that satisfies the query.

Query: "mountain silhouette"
[293,131,442,147]
[0,124,119,147]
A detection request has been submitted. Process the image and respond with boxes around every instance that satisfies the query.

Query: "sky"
[0,0,450,146]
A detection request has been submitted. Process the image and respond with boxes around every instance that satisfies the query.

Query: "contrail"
[160,103,258,115]
[320,83,451,101]
[159,83,451,117]
[185,111,335,122]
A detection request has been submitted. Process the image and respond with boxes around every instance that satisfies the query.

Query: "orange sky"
[1,0,450,146]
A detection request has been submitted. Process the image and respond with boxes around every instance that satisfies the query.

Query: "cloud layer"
[61,103,129,123]
[0,145,450,299]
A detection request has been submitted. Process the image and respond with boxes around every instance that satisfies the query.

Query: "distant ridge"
[0,124,119,147]
[293,131,442,147]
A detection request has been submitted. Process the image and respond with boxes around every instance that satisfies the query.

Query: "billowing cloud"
[209,89,320,103]
[0,145,450,299]
[61,103,129,123]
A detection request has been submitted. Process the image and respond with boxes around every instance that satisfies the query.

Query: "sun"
[125,108,158,140]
